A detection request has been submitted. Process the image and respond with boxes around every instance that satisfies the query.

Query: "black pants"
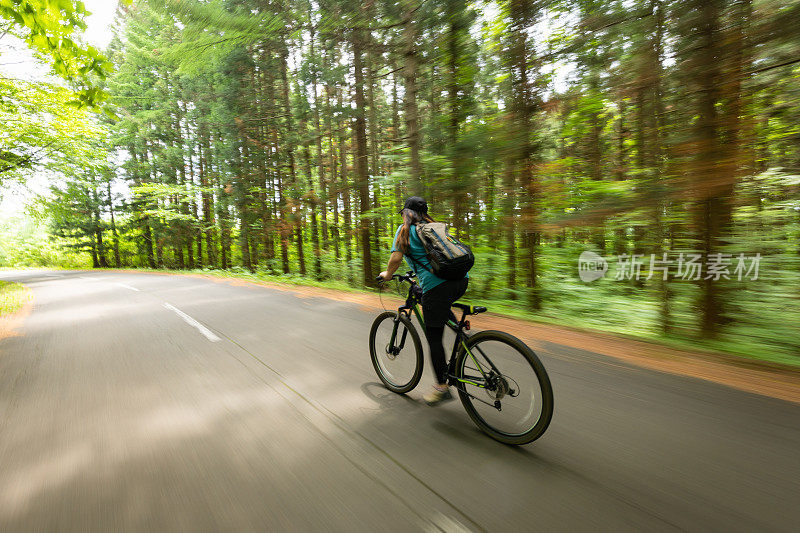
[421,277,468,384]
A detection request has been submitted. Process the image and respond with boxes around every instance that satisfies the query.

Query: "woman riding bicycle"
[378,196,468,406]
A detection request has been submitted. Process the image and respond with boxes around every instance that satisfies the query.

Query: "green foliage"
[0,0,120,106]
[0,216,89,267]
[0,78,106,187]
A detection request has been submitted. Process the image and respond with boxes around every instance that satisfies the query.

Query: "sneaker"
[423,384,453,406]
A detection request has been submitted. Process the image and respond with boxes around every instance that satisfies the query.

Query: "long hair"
[397,208,434,254]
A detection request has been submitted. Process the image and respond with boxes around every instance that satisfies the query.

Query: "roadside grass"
[0,281,28,318]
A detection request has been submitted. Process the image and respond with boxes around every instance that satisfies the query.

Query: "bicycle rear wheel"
[369,312,424,394]
[454,330,553,445]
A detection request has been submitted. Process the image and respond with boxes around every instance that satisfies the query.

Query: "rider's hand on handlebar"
[377,271,392,282]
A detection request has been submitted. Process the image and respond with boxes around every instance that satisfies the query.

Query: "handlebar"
[376,271,417,284]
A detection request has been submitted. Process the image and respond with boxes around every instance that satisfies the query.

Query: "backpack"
[412,222,474,281]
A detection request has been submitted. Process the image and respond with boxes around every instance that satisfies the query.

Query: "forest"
[1,0,799,364]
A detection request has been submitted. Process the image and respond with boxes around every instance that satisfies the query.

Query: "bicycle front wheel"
[455,330,553,445]
[369,312,424,394]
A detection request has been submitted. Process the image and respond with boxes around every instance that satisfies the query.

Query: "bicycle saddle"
[453,303,487,315]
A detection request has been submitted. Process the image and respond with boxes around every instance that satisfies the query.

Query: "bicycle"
[369,271,554,445]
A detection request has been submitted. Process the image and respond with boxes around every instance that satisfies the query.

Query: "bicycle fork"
[387,313,410,356]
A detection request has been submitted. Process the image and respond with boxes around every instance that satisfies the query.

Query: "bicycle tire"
[369,311,424,394]
[455,330,553,445]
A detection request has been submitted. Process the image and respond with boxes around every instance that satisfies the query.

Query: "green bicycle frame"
[409,301,491,390]
[385,280,500,393]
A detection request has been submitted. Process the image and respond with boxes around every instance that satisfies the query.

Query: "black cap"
[399,196,428,215]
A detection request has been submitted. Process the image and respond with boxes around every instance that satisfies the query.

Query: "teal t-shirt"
[391,224,446,293]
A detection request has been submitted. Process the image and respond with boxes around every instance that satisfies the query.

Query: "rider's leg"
[421,277,470,383]
[421,284,453,384]
[422,326,451,405]
[420,277,469,404]
[424,325,448,385]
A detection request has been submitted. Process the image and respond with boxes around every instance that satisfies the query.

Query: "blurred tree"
[16,0,798,361]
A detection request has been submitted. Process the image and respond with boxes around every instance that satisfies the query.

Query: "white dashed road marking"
[116,282,140,292]
[163,303,221,342]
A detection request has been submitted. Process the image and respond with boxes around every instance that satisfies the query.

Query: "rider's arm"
[379,251,404,281]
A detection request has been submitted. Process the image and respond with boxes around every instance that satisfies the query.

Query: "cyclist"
[378,196,468,406]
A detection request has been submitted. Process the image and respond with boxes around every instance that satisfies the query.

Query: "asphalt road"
[0,270,798,532]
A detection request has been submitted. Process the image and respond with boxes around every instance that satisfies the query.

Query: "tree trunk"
[93,198,108,268]
[310,21,328,252]
[90,236,99,268]
[107,179,121,267]
[509,0,540,309]
[136,147,157,269]
[144,218,156,268]
[241,217,253,272]
[199,129,216,267]
[402,0,422,187]
[365,10,382,271]
[305,142,322,279]
[352,25,374,286]
[447,0,465,236]
[691,0,731,338]
[504,161,517,297]
[325,82,341,262]
[339,86,353,280]
[280,47,304,276]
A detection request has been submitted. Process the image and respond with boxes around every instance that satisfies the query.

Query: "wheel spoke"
[457,385,500,409]
[370,312,423,394]
[456,333,553,443]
